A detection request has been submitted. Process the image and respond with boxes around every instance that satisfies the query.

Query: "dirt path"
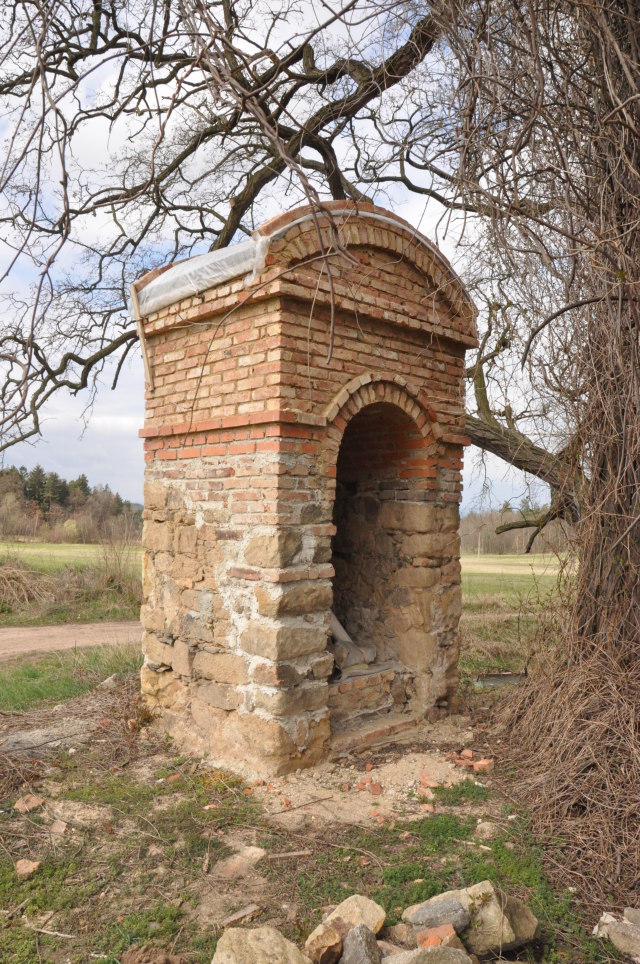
[0,620,141,662]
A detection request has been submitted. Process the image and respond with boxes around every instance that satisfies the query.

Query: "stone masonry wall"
[138,202,476,776]
[331,402,461,715]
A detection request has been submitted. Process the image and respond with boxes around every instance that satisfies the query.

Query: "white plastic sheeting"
[134,237,264,318]
[131,209,472,320]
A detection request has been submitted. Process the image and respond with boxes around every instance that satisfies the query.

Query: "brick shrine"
[134,201,477,776]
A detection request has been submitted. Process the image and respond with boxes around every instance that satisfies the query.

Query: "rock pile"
[211,883,540,962]
[593,909,640,962]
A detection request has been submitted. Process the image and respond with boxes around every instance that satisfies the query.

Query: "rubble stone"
[304,925,342,964]
[402,895,471,935]
[387,949,472,963]
[306,895,386,951]
[16,859,41,879]
[212,926,311,963]
[594,912,640,960]
[341,924,383,964]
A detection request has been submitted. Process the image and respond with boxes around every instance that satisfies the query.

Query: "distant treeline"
[0,465,141,544]
[460,501,570,555]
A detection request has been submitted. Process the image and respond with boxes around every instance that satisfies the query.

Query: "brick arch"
[258,201,476,333]
[323,373,433,460]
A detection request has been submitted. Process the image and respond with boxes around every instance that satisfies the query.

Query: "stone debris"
[447,750,494,773]
[305,925,343,964]
[305,894,386,952]
[205,884,540,963]
[218,903,262,929]
[49,819,68,838]
[13,793,45,814]
[341,924,382,964]
[416,924,467,950]
[453,880,539,956]
[387,949,473,963]
[212,845,266,881]
[403,895,471,935]
[385,923,417,948]
[377,938,404,956]
[15,859,42,879]
[212,925,312,962]
[593,911,640,962]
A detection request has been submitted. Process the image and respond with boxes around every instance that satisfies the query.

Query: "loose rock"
[218,904,262,929]
[402,895,471,935]
[305,894,385,951]
[593,912,640,962]
[305,925,342,964]
[212,926,312,963]
[385,923,417,948]
[341,924,382,964]
[456,880,539,955]
[15,859,41,879]
[387,949,472,963]
[626,908,640,928]
[13,793,45,814]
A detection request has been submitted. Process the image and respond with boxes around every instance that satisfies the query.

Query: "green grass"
[0,644,143,711]
[0,752,260,963]
[458,553,561,681]
[461,553,560,608]
[0,584,141,628]
[0,540,143,627]
[433,778,491,806]
[0,540,143,573]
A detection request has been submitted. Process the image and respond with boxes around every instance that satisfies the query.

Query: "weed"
[0,644,142,711]
[434,779,490,806]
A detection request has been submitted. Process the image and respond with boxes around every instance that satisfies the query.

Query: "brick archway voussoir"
[322,373,432,456]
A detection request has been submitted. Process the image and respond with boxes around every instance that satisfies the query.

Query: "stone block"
[251,681,328,716]
[195,680,241,711]
[241,621,327,660]
[140,604,164,633]
[172,639,194,677]
[143,632,173,668]
[190,699,329,774]
[396,566,440,588]
[143,520,173,552]
[250,662,302,688]
[244,528,302,567]
[170,553,200,581]
[192,651,248,684]
[141,664,189,711]
[255,581,332,617]
[144,480,168,511]
[309,652,335,679]
[175,525,198,555]
[377,502,437,533]
[142,552,155,597]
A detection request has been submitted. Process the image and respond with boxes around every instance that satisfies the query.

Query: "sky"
[0,56,546,513]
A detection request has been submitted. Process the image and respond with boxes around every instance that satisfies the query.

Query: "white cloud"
[4,355,145,504]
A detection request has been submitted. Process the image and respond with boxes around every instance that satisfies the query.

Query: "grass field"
[0,540,143,573]
[0,644,143,712]
[459,553,560,681]
[0,541,143,627]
